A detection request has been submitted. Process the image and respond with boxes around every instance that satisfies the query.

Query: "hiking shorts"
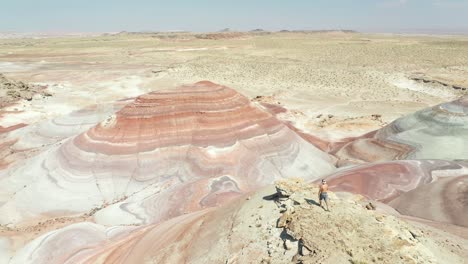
[320,192,328,201]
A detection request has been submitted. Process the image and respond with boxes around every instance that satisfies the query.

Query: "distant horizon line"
[1,27,468,37]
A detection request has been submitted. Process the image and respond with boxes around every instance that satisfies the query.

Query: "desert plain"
[2,31,468,135]
[0,31,467,263]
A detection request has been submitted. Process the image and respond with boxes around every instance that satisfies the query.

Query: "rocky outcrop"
[269,180,466,264]
[410,75,467,92]
[0,73,50,107]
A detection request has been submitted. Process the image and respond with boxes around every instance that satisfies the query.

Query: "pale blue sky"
[1,0,468,33]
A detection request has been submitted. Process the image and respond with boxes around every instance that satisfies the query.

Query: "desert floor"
[1,31,467,140]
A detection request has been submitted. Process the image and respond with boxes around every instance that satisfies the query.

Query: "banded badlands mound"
[0,81,334,226]
[0,79,467,263]
[326,97,468,227]
[334,96,468,163]
[0,81,336,262]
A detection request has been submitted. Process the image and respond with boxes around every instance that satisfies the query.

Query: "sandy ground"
[1,32,467,140]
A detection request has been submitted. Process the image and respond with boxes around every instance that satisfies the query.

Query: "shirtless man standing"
[319,179,330,211]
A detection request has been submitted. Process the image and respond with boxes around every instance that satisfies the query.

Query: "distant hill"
[278,29,358,34]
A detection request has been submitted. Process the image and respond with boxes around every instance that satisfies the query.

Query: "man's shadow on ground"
[305,198,327,211]
[263,193,327,211]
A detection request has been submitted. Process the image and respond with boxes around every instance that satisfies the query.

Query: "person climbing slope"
[319,179,330,211]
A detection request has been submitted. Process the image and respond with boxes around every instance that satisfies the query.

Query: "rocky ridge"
[0,73,50,107]
[266,178,467,264]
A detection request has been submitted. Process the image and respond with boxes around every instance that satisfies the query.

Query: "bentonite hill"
[0,31,467,264]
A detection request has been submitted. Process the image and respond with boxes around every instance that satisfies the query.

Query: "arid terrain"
[1,32,467,138]
[0,31,467,263]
